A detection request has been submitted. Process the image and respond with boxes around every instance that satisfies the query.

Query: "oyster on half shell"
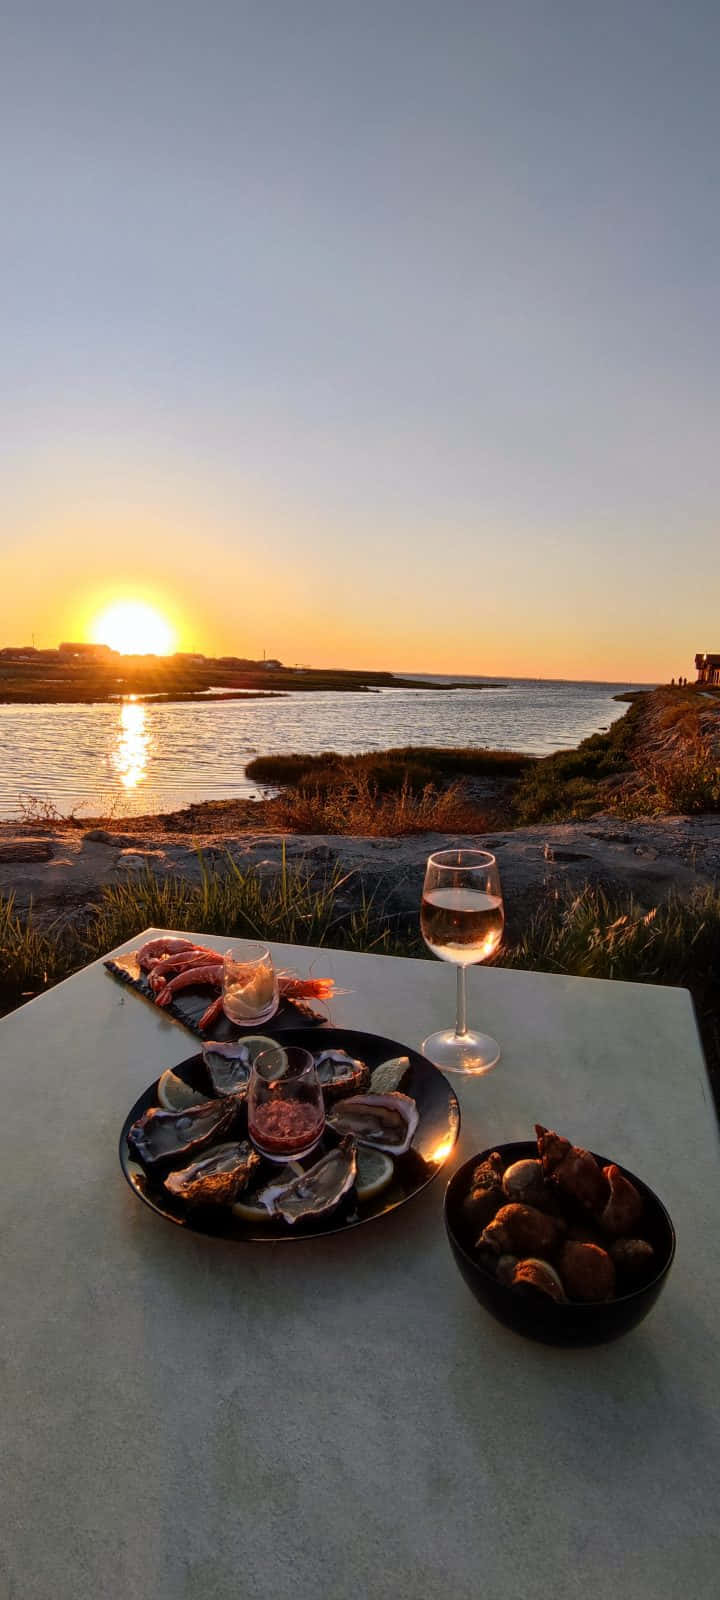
[326,1092,419,1155]
[313,1049,370,1100]
[259,1136,358,1225]
[164,1141,260,1206]
[202,1040,254,1099]
[203,1037,289,1098]
[128,1098,237,1168]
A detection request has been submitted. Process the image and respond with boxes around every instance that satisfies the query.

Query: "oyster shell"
[202,1040,255,1098]
[259,1136,358,1225]
[127,1098,237,1168]
[164,1141,261,1206]
[326,1091,419,1155]
[313,1049,370,1099]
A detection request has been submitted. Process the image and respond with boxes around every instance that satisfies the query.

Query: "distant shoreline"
[0,669,507,706]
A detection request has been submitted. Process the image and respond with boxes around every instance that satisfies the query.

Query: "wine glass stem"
[455,965,468,1039]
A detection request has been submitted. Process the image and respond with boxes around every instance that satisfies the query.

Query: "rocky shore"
[2,685,719,936]
[3,814,719,938]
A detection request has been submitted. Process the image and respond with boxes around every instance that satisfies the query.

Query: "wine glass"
[222,942,279,1025]
[248,1045,325,1162]
[420,847,504,1075]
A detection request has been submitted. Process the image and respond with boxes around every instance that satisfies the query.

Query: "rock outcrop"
[2,815,719,935]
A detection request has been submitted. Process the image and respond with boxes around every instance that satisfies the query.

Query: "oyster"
[326,1092,419,1155]
[202,1040,255,1098]
[164,1141,261,1206]
[313,1050,370,1099]
[127,1098,237,1168]
[259,1136,358,1225]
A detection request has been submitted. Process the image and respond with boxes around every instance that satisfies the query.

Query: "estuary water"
[0,677,647,820]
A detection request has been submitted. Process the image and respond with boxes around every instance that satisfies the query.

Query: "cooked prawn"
[147,950,221,989]
[154,963,223,1007]
[137,937,209,972]
[277,974,337,1001]
[198,994,225,1031]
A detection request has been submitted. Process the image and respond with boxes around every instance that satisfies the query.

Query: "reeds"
[267,773,488,836]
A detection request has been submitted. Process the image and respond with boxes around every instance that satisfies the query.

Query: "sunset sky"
[2,2,719,680]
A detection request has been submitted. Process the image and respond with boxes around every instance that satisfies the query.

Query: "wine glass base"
[421,1028,500,1076]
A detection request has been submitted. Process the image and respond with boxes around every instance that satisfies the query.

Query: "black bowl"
[444,1141,676,1346]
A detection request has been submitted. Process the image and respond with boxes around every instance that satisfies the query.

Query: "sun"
[91,601,175,656]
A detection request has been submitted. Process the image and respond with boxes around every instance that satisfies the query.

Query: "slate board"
[104,950,327,1041]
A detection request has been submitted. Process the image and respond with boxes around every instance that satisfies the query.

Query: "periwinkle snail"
[501,1158,547,1208]
[463,1124,655,1306]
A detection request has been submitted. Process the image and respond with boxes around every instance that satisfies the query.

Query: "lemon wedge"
[234,1035,288,1067]
[157,1069,208,1112]
[355,1147,395,1203]
[232,1165,297,1222]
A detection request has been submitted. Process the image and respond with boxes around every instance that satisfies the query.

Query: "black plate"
[445,1142,676,1346]
[119,1027,461,1241]
[105,951,324,1038]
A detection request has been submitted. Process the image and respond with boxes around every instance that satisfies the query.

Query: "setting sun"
[91,601,175,656]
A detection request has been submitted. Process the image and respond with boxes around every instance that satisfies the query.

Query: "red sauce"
[249,1099,324,1155]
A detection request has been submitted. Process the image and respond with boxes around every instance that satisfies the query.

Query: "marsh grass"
[87,849,400,955]
[500,882,720,1094]
[0,894,68,1002]
[0,850,413,1013]
[2,863,718,1099]
[502,882,719,986]
[267,772,487,836]
[247,746,533,792]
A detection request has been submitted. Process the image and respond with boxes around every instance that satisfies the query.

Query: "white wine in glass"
[420,848,504,1074]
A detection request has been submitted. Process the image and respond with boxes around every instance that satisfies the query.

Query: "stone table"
[1,929,719,1600]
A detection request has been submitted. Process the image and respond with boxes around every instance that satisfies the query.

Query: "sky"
[1,0,719,680]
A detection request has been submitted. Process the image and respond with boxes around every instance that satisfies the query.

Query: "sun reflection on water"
[113,698,149,790]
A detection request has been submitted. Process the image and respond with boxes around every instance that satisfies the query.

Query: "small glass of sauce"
[248,1045,325,1162]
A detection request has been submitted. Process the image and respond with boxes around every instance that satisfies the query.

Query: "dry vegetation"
[266,773,488,836]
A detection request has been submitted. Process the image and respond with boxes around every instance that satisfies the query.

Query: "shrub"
[512,708,638,823]
[646,740,720,814]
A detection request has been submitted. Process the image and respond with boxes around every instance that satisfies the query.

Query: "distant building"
[695,653,720,685]
[58,641,115,659]
[261,659,282,670]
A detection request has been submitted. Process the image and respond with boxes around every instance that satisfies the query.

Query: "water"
[0,677,646,820]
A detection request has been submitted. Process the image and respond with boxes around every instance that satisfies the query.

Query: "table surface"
[2,928,719,1600]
